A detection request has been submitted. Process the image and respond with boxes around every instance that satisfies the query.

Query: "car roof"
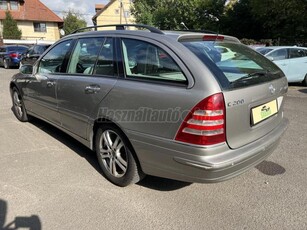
[265,46,307,50]
[65,24,240,44]
[66,29,240,45]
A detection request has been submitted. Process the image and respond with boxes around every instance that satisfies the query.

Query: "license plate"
[251,100,278,125]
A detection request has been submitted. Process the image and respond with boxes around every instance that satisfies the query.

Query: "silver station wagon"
[10,24,288,186]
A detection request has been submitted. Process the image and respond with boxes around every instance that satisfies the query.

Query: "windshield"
[183,41,284,89]
[256,47,273,55]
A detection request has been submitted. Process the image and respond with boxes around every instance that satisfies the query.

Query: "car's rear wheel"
[11,87,29,122]
[3,59,9,69]
[95,124,144,186]
[303,74,307,86]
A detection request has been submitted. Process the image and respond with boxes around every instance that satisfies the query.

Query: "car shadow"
[28,117,103,177]
[137,176,192,191]
[298,89,307,94]
[255,160,286,176]
[28,117,192,191]
[0,199,41,230]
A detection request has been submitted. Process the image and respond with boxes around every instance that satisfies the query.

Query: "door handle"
[85,85,101,94]
[46,80,56,87]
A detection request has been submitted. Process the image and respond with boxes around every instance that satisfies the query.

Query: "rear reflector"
[203,35,224,41]
[175,93,226,146]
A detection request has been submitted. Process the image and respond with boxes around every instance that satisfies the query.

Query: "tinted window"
[267,49,287,60]
[67,37,104,74]
[257,48,273,55]
[7,46,28,53]
[121,39,187,84]
[183,41,283,88]
[289,48,307,59]
[38,40,73,73]
[93,37,116,76]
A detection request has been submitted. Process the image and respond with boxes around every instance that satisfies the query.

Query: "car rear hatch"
[180,34,288,149]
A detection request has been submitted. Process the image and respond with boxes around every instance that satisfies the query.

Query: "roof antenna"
[180,22,189,30]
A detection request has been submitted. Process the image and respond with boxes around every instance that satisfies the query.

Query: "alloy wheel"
[98,130,128,178]
[13,91,23,119]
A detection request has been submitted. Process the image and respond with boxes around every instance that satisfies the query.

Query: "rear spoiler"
[177,34,241,43]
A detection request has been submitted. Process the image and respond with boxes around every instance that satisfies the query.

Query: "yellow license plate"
[251,100,278,125]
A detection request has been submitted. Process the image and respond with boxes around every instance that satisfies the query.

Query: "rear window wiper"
[231,71,269,84]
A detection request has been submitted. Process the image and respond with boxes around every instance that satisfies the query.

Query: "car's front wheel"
[303,74,307,86]
[11,87,29,122]
[95,124,144,186]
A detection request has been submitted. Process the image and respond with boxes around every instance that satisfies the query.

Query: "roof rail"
[72,24,164,35]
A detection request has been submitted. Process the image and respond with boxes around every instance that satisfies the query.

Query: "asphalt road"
[0,68,306,230]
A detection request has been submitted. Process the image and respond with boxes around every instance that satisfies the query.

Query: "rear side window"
[121,38,187,84]
[289,48,307,59]
[183,41,284,89]
[67,37,104,74]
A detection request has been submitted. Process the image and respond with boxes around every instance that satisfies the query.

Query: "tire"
[303,74,307,86]
[95,124,145,186]
[3,59,9,69]
[11,87,29,122]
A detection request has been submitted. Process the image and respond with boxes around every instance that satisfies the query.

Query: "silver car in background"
[10,24,288,186]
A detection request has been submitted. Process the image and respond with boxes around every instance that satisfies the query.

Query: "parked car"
[10,24,288,187]
[20,44,52,67]
[257,46,307,85]
[0,45,28,69]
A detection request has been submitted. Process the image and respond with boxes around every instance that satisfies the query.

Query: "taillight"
[9,53,18,58]
[175,93,226,146]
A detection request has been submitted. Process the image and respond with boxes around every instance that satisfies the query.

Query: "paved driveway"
[0,68,306,230]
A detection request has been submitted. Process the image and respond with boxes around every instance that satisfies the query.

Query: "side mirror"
[26,53,30,58]
[19,65,33,74]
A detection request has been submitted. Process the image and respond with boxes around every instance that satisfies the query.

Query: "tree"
[131,0,226,31]
[2,11,22,39]
[221,0,264,39]
[63,10,87,35]
[250,0,307,40]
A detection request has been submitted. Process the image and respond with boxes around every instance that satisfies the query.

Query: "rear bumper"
[127,118,288,183]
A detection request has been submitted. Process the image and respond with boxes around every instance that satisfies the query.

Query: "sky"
[40,0,110,25]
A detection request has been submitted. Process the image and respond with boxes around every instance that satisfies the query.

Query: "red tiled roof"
[0,0,63,23]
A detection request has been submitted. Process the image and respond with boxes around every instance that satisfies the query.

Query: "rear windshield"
[7,46,28,53]
[183,41,284,89]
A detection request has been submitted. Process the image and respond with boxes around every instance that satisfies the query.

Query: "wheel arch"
[91,117,144,171]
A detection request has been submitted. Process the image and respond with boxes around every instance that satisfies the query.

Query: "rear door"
[286,48,307,82]
[183,40,288,149]
[56,37,118,139]
[217,45,288,149]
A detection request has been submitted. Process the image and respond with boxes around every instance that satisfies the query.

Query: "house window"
[0,2,8,10]
[115,9,119,14]
[34,22,47,32]
[10,1,18,10]
[124,11,130,18]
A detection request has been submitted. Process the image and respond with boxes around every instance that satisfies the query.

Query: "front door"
[24,40,74,125]
[56,37,118,139]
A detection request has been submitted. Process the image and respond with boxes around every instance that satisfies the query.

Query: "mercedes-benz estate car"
[257,46,307,85]
[10,24,288,187]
